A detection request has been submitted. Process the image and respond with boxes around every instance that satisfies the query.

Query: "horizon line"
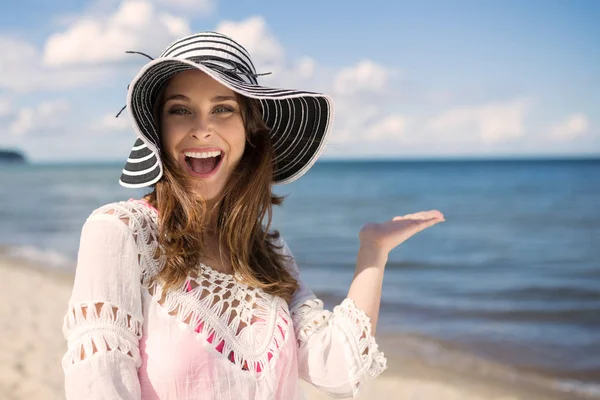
[21,154,600,166]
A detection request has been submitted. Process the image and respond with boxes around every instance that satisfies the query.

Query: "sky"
[0,0,598,162]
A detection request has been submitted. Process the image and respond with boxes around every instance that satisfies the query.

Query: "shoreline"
[0,254,596,400]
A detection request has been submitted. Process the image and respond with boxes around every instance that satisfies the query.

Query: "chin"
[190,182,226,204]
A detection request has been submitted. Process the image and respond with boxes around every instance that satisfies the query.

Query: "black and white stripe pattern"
[119,31,333,188]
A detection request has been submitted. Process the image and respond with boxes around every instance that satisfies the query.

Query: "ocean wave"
[443,306,600,326]
[463,285,600,303]
[315,286,600,326]
[0,244,75,271]
[379,331,600,399]
[303,260,448,270]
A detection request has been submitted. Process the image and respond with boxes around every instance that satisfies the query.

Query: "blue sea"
[1,159,599,398]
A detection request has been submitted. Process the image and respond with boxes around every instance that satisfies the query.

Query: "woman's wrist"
[356,244,388,270]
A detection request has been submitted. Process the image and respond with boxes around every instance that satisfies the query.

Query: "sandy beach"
[0,254,590,400]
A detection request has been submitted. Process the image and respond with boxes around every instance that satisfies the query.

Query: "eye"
[168,107,190,115]
[213,105,235,114]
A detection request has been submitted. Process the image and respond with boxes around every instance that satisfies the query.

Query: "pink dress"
[61,200,387,399]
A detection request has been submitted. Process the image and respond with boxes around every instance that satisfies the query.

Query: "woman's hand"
[348,210,445,335]
[359,210,445,255]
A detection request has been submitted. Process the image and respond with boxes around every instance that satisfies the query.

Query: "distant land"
[0,149,27,164]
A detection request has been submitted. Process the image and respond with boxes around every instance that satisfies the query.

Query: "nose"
[189,115,213,140]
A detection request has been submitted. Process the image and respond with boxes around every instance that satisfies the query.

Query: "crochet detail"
[291,297,387,394]
[147,265,291,376]
[290,298,331,345]
[335,298,387,396]
[90,200,166,284]
[88,199,292,375]
[62,301,143,369]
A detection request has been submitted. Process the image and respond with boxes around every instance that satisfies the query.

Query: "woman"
[61,32,444,400]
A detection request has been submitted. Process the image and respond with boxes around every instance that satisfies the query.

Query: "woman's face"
[159,69,246,202]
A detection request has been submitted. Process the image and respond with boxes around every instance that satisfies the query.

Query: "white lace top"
[61,199,387,399]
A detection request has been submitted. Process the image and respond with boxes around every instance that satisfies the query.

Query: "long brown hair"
[144,82,299,303]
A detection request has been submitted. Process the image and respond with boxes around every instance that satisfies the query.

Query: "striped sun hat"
[118,31,334,188]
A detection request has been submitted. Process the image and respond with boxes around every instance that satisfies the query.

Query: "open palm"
[359,210,445,254]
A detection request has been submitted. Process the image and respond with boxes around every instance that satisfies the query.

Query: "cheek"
[234,128,246,155]
[160,123,185,156]
[223,119,246,159]
[233,131,247,162]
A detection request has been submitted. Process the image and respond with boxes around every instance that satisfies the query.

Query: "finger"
[399,210,444,220]
[394,210,444,221]
[389,215,444,233]
[409,217,445,233]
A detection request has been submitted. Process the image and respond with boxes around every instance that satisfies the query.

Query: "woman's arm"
[347,210,445,336]
[287,210,444,398]
[346,246,387,336]
[62,209,145,400]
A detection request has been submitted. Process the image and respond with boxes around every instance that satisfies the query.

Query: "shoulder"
[87,199,157,232]
[82,199,162,280]
[269,234,300,275]
[269,234,292,256]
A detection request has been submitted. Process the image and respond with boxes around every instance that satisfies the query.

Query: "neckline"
[127,198,242,283]
[199,262,242,282]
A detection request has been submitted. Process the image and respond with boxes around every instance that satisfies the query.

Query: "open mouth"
[183,150,223,177]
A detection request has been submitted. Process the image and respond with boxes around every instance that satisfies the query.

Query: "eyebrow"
[163,94,238,103]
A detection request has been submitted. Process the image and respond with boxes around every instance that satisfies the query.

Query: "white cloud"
[427,98,531,144]
[328,97,408,145]
[0,36,115,92]
[215,16,284,68]
[334,60,391,95]
[212,16,327,92]
[154,0,215,15]
[551,113,589,141]
[296,57,316,79]
[9,99,70,136]
[366,115,407,140]
[329,100,379,144]
[0,97,12,118]
[43,0,191,67]
[424,90,454,105]
[100,112,132,131]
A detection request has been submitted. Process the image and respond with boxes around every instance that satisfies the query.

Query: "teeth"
[184,150,222,159]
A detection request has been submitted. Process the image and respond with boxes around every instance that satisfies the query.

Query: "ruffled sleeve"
[61,209,145,400]
[280,239,387,398]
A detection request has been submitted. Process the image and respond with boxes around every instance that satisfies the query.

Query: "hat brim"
[119,58,334,188]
